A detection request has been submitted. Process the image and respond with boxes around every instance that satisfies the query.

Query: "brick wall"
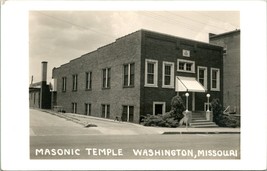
[140,30,223,116]
[210,31,240,113]
[53,31,142,123]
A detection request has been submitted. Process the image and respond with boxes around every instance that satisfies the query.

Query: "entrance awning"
[175,76,206,92]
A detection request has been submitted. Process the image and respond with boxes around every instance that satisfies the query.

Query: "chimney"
[41,61,48,83]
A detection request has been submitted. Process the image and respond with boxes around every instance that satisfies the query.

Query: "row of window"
[145,59,220,91]
[71,103,134,122]
[61,59,220,92]
[62,63,135,92]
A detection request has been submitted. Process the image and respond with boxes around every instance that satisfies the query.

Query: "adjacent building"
[209,30,240,114]
[29,61,52,109]
[52,29,224,123]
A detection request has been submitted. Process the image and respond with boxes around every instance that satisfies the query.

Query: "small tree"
[169,95,185,121]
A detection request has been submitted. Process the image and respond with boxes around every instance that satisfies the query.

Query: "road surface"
[30,109,240,159]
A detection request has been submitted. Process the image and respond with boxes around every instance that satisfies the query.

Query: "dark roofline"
[209,29,240,39]
[140,29,223,49]
[54,29,223,69]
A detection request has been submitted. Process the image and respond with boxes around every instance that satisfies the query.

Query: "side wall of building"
[210,31,240,113]
[29,89,40,108]
[53,31,142,123]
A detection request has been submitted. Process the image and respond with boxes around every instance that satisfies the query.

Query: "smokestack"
[41,61,48,82]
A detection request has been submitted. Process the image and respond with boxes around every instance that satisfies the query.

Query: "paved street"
[30,109,240,159]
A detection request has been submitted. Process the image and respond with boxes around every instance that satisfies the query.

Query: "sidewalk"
[42,109,240,135]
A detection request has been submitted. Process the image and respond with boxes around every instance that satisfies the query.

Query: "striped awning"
[175,76,206,92]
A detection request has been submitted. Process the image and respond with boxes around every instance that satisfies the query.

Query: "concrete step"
[190,124,219,128]
[190,121,218,128]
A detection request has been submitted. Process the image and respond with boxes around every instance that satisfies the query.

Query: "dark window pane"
[147,63,154,74]
[165,65,171,75]
[165,75,171,85]
[147,74,154,84]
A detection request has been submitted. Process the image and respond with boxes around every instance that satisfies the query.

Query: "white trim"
[177,59,195,73]
[162,61,175,88]
[197,66,208,90]
[210,67,220,91]
[153,102,166,115]
[145,59,158,87]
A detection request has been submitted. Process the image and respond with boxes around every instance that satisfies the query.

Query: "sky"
[29,11,240,84]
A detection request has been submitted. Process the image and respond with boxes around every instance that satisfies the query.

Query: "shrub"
[143,114,179,128]
[211,98,240,128]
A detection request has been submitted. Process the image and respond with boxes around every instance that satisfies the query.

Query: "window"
[123,63,135,87]
[101,104,110,118]
[62,77,67,92]
[122,106,134,122]
[85,72,92,90]
[102,68,111,89]
[211,68,220,91]
[162,61,174,88]
[85,103,91,115]
[153,102,166,115]
[197,66,207,89]
[72,74,78,91]
[72,102,77,113]
[177,59,195,73]
[145,59,158,87]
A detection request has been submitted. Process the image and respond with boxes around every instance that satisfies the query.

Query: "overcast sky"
[29,11,239,84]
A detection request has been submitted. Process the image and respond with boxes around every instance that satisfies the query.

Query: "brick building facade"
[209,30,240,114]
[52,30,223,123]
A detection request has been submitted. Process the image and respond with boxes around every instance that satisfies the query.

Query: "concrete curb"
[162,131,240,135]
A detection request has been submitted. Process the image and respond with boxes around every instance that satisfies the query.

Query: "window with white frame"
[162,61,174,88]
[197,66,207,89]
[177,59,195,73]
[145,59,158,87]
[102,68,111,89]
[211,68,220,91]
[62,77,67,92]
[101,104,110,118]
[153,102,166,115]
[72,74,78,91]
[85,72,92,90]
[123,63,135,87]
[85,103,91,115]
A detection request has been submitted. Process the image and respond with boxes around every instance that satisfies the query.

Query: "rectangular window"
[123,63,135,87]
[162,61,174,88]
[177,59,195,73]
[102,68,111,88]
[122,105,134,122]
[72,74,78,91]
[211,68,220,91]
[153,102,166,115]
[85,72,92,90]
[101,104,110,118]
[197,66,207,89]
[62,77,67,92]
[72,102,77,113]
[145,59,158,87]
[85,103,91,115]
